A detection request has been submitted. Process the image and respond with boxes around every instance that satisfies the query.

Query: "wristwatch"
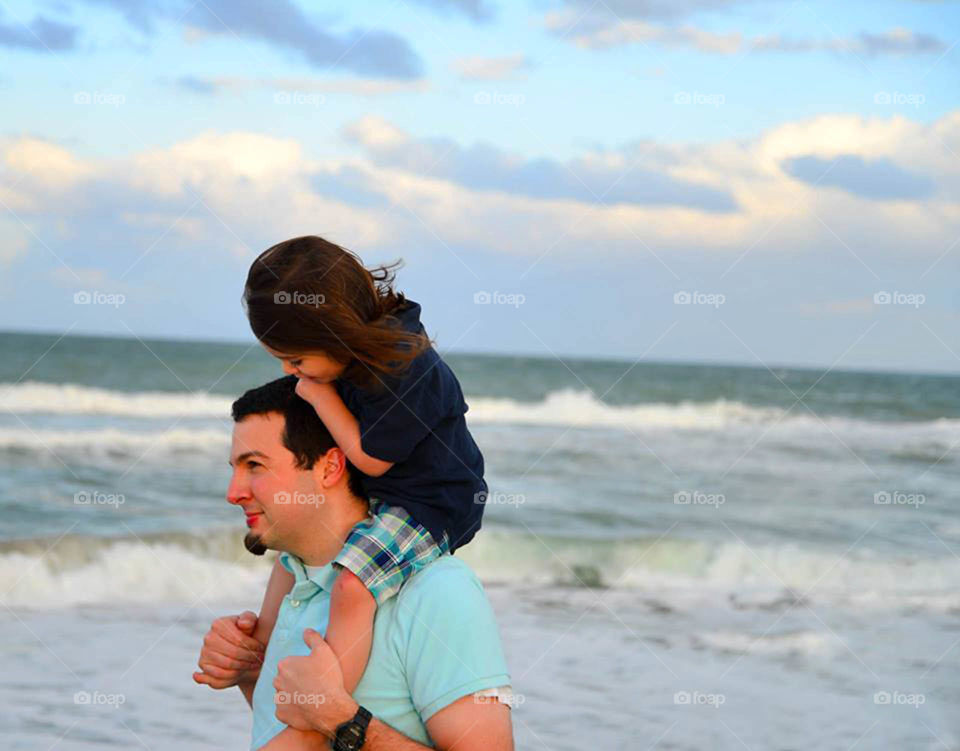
[332,705,372,751]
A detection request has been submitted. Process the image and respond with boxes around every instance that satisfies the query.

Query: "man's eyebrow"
[229,450,269,467]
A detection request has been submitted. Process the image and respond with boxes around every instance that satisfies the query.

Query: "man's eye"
[247,461,261,469]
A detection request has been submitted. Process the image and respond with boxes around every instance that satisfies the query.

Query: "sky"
[0,0,958,374]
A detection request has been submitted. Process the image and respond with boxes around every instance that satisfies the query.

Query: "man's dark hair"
[231,375,368,502]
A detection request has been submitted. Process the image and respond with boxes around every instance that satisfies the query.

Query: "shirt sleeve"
[353,350,462,464]
[397,563,511,723]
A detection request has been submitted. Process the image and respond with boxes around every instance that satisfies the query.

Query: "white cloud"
[0,110,957,275]
[450,54,532,80]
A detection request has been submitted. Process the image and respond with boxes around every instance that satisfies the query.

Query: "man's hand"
[193,611,265,690]
[273,629,357,736]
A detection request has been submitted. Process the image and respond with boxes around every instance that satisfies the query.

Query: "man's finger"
[193,671,230,689]
[236,610,258,634]
[302,628,328,652]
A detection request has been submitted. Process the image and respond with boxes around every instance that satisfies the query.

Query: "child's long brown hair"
[243,235,431,391]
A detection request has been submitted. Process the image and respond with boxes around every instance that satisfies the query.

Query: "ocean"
[1,330,957,749]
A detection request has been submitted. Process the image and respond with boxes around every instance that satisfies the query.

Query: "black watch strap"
[333,705,372,751]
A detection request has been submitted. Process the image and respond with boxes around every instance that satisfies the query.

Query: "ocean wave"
[0,381,231,417]
[0,427,229,461]
[3,527,958,611]
[6,381,959,436]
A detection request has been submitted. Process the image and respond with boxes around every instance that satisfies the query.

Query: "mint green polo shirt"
[250,553,511,750]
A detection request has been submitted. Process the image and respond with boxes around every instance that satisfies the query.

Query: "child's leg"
[252,557,295,650]
[325,567,376,695]
[330,504,449,693]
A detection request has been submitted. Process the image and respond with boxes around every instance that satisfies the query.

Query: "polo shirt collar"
[278,551,339,596]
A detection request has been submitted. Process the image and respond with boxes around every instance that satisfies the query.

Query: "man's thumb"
[303,628,327,651]
[236,610,258,634]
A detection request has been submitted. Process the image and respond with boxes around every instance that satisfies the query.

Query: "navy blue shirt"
[335,299,486,551]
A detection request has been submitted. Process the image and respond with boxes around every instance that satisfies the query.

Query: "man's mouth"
[245,512,263,528]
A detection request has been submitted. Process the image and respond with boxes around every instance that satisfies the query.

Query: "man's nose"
[226,472,249,506]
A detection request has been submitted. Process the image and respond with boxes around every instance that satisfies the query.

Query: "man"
[194,376,515,750]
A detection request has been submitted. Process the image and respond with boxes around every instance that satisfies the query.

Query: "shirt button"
[290,599,301,607]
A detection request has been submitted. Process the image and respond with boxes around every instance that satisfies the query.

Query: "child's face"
[261,343,347,384]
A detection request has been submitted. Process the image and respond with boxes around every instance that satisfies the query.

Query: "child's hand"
[294,376,336,407]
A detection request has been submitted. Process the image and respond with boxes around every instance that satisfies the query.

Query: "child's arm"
[294,378,394,477]
[253,556,296,649]
[325,568,377,695]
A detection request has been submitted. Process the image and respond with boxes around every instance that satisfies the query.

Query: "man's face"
[226,412,325,555]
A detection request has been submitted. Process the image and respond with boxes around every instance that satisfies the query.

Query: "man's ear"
[315,447,347,488]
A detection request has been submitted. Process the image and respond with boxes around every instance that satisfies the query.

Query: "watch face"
[336,723,363,751]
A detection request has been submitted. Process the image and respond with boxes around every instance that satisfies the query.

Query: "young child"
[242,235,487,694]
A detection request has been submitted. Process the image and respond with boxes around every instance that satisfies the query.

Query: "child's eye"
[290,359,302,367]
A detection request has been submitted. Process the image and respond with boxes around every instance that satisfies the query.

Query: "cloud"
[549,14,947,56]
[75,0,424,78]
[406,0,496,22]
[554,0,747,22]
[450,54,533,81]
[0,111,957,283]
[783,155,936,201]
[168,75,429,97]
[0,14,78,51]
[342,116,738,212]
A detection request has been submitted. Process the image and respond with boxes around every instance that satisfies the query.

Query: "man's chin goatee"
[244,532,268,556]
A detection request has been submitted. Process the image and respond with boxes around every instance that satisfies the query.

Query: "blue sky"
[1,0,958,373]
